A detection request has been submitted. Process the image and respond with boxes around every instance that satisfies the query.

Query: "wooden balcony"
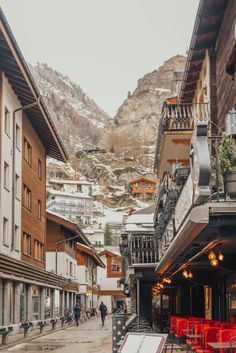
[130,235,158,265]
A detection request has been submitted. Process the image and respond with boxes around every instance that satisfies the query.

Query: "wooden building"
[129,177,156,199]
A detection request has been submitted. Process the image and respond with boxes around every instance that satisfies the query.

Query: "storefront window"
[32,285,40,320]
[45,288,51,319]
[20,283,28,322]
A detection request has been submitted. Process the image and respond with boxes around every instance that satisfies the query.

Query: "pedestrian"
[99,301,107,325]
[73,302,81,326]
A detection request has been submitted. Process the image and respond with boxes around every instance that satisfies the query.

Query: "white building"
[83,227,105,250]
[48,178,92,196]
[47,189,93,225]
[97,247,125,313]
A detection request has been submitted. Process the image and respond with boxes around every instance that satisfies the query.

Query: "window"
[70,261,73,276]
[15,174,20,199]
[23,185,32,210]
[4,107,10,136]
[4,162,10,191]
[23,138,32,165]
[34,240,44,261]
[3,218,9,246]
[66,259,69,275]
[38,159,42,180]
[23,233,31,256]
[111,257,121,272]
[32,286,40,320]
[38,200,42,220]
[16,124,20,150]
[15,226,20,251]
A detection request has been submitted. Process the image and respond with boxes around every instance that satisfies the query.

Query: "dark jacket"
[99,303,107,315]
[74,305,81,318]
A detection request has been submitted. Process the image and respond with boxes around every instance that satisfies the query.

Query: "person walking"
[99,301,107,325]
[73,302,81,326]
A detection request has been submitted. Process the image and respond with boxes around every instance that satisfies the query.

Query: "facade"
[153,0,236,330]
[129,177,156,199]
[0,8,79,328]
[97,248,125,313]
[47,189,93,225]
[48,178,92,196]
[83,227,105,250]
[76,243,105,312]
[120,206,157,322]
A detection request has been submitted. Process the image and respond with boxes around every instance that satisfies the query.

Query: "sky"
[1,0,199,116]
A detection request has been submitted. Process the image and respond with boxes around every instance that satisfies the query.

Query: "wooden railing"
[130,235,158,264]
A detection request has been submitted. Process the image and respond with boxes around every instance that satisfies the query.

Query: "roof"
[49,179,91,185]
[47,189,92,199]
[132,205,156,215]
[46,211,91,246]
[180,0,229,103]
[129,177,156,185]
[76,243,105,268]
[0,8,67,162]
[98,248,121,258]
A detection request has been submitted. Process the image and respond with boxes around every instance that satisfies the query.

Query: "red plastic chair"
[186,321,199,346]
[196,327,220,353]
[191,324,210,351]
[218,329,236,353]
[175,318,188,338]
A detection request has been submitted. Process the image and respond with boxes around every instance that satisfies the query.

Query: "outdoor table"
[207,342,236,351]
[186,334,202,339]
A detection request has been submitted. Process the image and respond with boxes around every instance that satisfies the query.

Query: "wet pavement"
[2,316,112,353]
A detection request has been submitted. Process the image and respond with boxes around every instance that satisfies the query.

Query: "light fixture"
[166,277,172,284]
[188,271,193,279]
[210,258,219,267]
[218,251,224,261]
[208,251,216,261]
[183,269,188,278]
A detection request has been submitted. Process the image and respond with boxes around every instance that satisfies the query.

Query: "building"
[120,205,157,322]
[129,177,156,199]
[97,247,125,313]
[153,0,236,330]
[83,227,105,250]
[0,7,80,328]
[48,178,92,196]
[76,243,105,312]
[46,189,93,225]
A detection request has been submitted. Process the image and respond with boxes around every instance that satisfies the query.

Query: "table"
[208,342,236,350]
[186,334,202,339]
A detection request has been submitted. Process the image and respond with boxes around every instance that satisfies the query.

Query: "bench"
[0,326,14,345]
[20,322,33,338]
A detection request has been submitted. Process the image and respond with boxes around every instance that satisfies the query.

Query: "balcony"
[130,235,158,265]
[154,102,209,179]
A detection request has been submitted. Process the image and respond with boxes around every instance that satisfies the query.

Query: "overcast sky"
[1,0,199,116]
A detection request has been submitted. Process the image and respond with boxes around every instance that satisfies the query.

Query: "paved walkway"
[1,316,112,353]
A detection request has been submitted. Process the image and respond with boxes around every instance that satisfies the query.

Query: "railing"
[130,235,158,264]
[154,102,209,173]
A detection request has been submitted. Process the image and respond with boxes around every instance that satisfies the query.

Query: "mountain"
[30,63,111,155]
[112,55,186,146]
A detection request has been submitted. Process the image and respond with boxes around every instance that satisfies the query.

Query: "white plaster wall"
[46,251,77,279]
[77,264,86,283]
[0,74,22,259]
[97,256,120,291]
[99,295,112,313]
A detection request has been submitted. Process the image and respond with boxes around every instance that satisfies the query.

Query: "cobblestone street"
[1,316,112,353]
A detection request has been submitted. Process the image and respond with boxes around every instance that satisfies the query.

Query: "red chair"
[175,318,188,339]
[196,327,220,353]
[186,321,199,346]
[218,329,236,353]
[191,324,210,351]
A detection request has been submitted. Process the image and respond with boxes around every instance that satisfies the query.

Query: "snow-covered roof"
[49,178,91,185]
[126,213,154,225]
[47,189,92,199]
[47,209,76,225]
[83,228,104,234]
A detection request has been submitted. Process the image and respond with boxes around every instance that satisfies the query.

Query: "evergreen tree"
[104,223,112,245]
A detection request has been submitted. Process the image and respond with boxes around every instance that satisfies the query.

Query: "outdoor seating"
[229,335,236,353]
[196,327,220,353]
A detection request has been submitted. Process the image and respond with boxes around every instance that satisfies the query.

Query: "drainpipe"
[11,98,41,251]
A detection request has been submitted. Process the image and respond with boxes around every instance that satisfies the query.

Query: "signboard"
[119,333,167,353]
[175,174,193,231]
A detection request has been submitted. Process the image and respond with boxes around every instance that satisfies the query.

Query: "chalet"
[76,243,105,313]
[129,177,156,199]
[97,248,125,313]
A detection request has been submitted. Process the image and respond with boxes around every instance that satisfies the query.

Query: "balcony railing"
[154,102,209,173]
[130,235,158,264]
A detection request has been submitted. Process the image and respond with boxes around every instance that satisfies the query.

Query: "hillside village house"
[76,243,105,312]
[46,189,93,225]
[83,226,105,249]
[0,8,82,328]
[48,178,92,196]
[97,248,125,313]
[129,177,156,200]
[153,0,236,329]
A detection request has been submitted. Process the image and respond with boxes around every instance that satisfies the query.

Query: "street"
[2,316,112,353]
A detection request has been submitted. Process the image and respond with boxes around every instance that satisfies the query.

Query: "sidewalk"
[1,316,112,353]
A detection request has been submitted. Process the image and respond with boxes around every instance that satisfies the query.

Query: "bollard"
[112,313,127,353]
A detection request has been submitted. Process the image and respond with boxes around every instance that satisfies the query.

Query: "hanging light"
[208,251,216,261]
[210,258,219,267]
[166,277,172,284]
[183,269,188,278]
[188,271,193,279]
[218,251,224,261]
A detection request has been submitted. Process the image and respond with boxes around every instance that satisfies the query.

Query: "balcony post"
[136,272,142,323]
